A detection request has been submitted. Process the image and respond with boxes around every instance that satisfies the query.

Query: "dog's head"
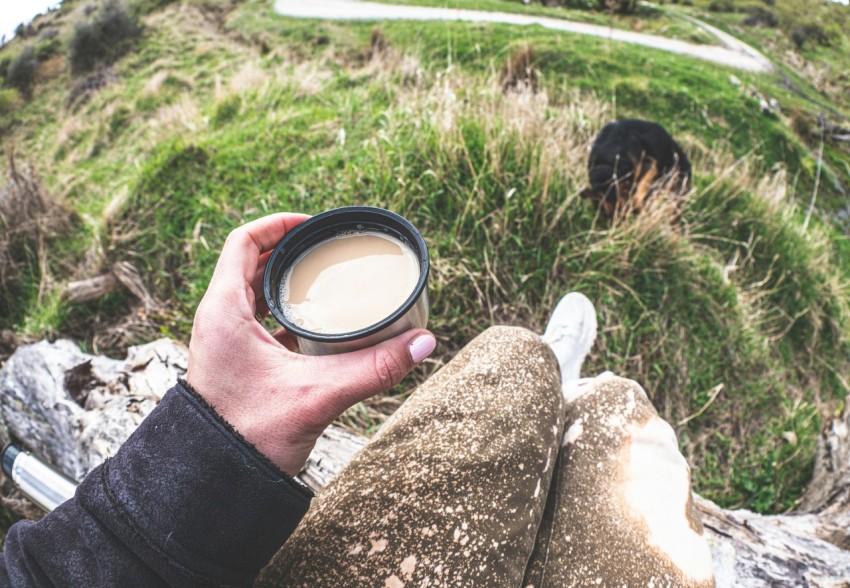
[580,162,636,216]
[579,190,607,215]
[579,185,632,217]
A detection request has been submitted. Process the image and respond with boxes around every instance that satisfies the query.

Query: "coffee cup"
[263,206,430,355]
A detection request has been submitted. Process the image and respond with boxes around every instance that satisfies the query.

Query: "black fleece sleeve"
[0,380,313,587]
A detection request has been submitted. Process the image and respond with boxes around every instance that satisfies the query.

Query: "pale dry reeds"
[229,61,270,95]
[292,61,333,97]
[143,70,172,96]
[152,93,202,133]
[361,70,849,488]
[0,154,76,318]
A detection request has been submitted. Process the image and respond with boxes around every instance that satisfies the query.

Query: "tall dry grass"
[327,68,850,509]
[0,153,76,326]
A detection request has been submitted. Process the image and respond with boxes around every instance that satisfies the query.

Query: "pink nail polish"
[409,334,436,364]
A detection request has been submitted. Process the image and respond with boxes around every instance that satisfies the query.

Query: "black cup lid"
[263,206,430,342]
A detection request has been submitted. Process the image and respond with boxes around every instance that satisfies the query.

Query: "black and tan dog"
[580,119,692,216]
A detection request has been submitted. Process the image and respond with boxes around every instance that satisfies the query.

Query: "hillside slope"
[1,0,849,520]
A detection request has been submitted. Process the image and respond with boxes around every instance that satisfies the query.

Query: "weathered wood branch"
[697,496,850,585]
[62,261,154,308]
[2,339,850,586]
[64,274,122,304]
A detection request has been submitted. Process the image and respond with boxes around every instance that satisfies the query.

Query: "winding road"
[274,0,774,73]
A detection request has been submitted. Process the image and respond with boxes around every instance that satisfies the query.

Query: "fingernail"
[409,333,436,364]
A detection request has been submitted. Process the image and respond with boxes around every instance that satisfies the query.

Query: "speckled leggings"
[257,327,715,588]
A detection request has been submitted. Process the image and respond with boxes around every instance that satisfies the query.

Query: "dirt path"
[675,11,773,72]
[274,0,774,73]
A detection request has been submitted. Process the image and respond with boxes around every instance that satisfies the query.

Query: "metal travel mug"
[263,206,430,355]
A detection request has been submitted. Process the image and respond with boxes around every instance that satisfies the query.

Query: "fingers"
[210,213,310,290]
[252,250,273,294]
[254,296,270,320]
[311,330,437,415]
[252,250,274,318]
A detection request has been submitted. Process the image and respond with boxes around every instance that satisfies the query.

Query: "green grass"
[682,5,850,116]
[1,0,849,521]
[674,6,850,231]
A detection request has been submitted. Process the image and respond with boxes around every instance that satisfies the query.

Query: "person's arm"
[0,213,437,587]
[1,381,311,587]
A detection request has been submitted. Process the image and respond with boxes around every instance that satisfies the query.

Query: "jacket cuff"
[77,380,313,587]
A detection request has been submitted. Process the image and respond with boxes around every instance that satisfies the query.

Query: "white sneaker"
[542,292,598,394]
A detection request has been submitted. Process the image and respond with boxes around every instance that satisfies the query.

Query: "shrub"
[69,0,143,75]
[14,23,35,40]
[133,0,180,15]
[212,94,241,127]
[35,36,62,61]
[791,24,829,50]
[0,88,20,118]
[500,45,538,92]
[368,27,389,60]
[5,46,39,98]
[708,0,735,12]
[37,27,59,42]
[66,67,116,107]
[597,0,638,13]
[531,0,627,9]
[0,154,76,327]
[540,0,597,7]
[789,108,817,141]
[743,6,778,27]
[0,54,12,81]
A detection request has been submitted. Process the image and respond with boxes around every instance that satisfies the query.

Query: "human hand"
[186,213,437,476]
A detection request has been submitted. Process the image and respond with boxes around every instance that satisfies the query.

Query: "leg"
[258,326,565,587]
[522,374,716,588]
[631,158,659,213]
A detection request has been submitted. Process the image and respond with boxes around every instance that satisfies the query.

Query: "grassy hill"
[1,0,849,534]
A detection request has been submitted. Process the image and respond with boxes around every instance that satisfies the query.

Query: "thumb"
[314,329,437,413]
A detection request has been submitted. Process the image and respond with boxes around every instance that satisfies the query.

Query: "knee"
[564,372,653,411]
[478,323,562,397]
[479,325,540,344]
[471,326,556,373]
[444,325,561,410]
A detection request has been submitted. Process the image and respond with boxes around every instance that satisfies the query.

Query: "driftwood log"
[62,261,155,308]
[2,339,850,586]
[63,273,123,304]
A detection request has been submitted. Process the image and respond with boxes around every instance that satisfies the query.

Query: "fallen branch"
[62,261,154,309]
[63,274,121,304]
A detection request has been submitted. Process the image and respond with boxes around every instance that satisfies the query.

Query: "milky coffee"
[280,231,420,334]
